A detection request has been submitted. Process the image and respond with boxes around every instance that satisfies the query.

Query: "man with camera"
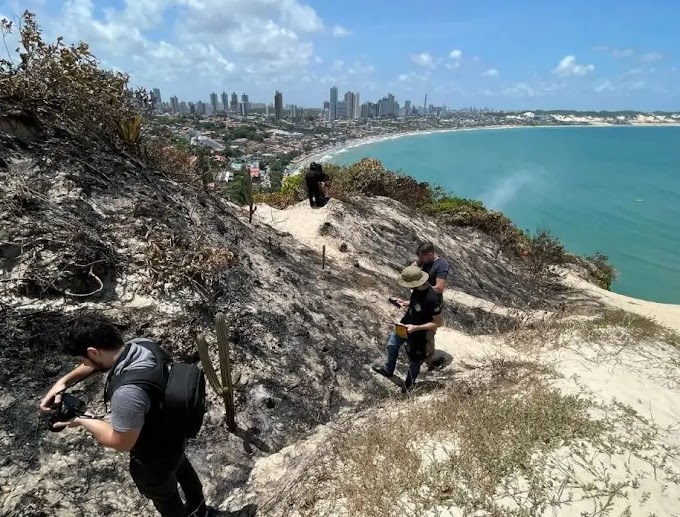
[40,314,213,517]
[372,265,443,392]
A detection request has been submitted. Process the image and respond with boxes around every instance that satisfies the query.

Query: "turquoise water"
[331,126,680,304]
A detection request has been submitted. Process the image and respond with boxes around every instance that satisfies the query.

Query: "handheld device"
[48,393,87,432]
[388,297,402,308]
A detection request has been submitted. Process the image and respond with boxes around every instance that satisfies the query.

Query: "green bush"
[585,252,617,290]
[256,157,617,289]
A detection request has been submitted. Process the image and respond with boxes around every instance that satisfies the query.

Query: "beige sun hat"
[398,265,429,288]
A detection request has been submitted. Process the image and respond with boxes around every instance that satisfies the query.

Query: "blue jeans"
[383,331,422,387]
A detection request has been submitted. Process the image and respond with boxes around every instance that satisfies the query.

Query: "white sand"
[250,196,680,516]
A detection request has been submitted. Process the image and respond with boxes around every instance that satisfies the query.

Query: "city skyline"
[9,1,679,111]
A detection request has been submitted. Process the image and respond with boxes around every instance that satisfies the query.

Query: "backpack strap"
[104,340,170,410]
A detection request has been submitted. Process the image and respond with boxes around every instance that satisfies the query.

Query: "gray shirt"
[110,340,155,432]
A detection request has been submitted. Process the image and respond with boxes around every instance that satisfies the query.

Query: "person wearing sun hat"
[372,265,443,392]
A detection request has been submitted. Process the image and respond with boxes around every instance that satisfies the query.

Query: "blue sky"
[2,0,679,110]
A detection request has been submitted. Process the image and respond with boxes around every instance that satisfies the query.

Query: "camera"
[48,393,86,432]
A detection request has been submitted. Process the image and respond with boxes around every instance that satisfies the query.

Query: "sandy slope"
[249,198,680,516]
[565,272,680,332]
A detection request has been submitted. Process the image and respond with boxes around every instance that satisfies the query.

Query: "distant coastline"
[287,122,680,176]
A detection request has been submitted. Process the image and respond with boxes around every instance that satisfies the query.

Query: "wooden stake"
[322,245,326,270]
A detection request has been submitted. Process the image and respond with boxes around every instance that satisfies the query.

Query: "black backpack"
[105,339,206,439]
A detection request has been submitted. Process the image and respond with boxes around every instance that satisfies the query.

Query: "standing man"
[395,242,450,369]
[414,241,449,369]
[304,162,329,208]
[372,266,443,392]
[40,314,214,517]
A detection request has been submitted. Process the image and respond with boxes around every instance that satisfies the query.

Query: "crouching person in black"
[40,314,214,517]
[305,161,329,208]
[373,266,443,392]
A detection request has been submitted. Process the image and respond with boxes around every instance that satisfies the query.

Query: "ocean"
[330,126,680,304]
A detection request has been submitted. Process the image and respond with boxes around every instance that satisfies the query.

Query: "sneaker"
[371,364,393,378]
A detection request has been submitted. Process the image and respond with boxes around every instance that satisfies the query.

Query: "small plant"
[196,312,241,432]
[526,228,566,279]
[116,115,143,151]
[586,251,617,289]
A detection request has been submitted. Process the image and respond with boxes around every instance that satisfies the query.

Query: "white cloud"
[34,0,335,90]
[331,59,344,72]
[594,80,615,93]
[411,52,436,69]
[347,62,375,75]
[398,71,429,82]
[553,55,594,77]
[599,46,664,63]
[331,25,351,38]
[446,61,460,70]
[449,49,463,59]
[314,55,323,64]
[612,48,635,58]
[501,82,535,96]
[640,51,663,63]
[482,68,499,77]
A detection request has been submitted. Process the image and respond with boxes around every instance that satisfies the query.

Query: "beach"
[287,121,680,176]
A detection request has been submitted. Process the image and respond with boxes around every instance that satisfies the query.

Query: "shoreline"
[287,122,680,175]
[284,122,680,310]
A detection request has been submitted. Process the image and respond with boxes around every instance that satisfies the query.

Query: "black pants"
[305,177,324,207]
[130,444,206,517]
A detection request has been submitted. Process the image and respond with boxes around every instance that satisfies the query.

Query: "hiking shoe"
[371,364,393,378]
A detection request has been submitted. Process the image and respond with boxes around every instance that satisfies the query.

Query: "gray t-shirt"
[110,340,155,432]
[421,256,450,287]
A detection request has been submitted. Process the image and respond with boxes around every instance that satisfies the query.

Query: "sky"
[2,0,680,111]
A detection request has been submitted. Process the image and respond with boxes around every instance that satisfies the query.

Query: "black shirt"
[401,285,442,349]
[305,169,328,182]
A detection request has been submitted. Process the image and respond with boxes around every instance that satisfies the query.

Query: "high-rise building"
[241,93,249,116]
[221,92,229,112]
[361,102,377,118]
[352,93,360,119]
[210,93,218,113]
[336,101,348,119]
[404,100,412,117]
[189,102,196,114]
[290,105,299,118]
[230,92,238,113]
[152,88,162,104]
[274,90,283,120]
[378,93,398,118]
[197,101,206,115]
[344,91,353,120]
[179,101,188,114]
[170,96,179,114]
[329,86,338,121]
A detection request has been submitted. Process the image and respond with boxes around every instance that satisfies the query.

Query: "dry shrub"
[142,234,235,291]
[577,309,680,349]
[144,138,197,183]
[1,11,150,150]
[293,360,678,517]
[327,158,431,208]
[254,191,297,208]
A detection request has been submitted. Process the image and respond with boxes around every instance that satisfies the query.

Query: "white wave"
[318,154,334,163]
[480,169,542,210]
